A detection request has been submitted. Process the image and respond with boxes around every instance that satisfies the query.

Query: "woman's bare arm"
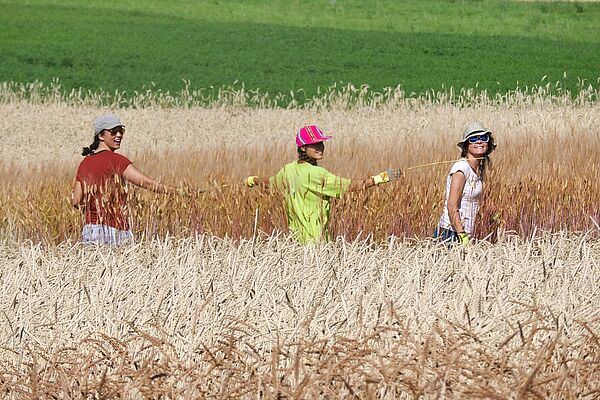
[123,164,177,194]
[71,180,83,207]
[447,171,467,233]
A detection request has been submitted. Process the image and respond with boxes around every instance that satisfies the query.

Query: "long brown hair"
[459,135,495,179]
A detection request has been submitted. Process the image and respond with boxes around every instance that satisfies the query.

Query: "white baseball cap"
[93,114,125,134]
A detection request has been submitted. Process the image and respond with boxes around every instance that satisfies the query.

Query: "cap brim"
[95,123,125,134]
[307,135,332,144]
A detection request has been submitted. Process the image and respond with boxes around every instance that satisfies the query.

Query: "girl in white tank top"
[438,158,483,236]
[435,122,497,245]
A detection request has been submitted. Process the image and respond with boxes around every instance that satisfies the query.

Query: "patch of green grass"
[8,0,600,42]
[1,0,599,102]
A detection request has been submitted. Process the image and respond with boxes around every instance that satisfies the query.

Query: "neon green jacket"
[270,161,351,243]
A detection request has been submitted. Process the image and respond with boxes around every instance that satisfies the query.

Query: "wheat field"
[0,234,599,398]
[0,85,599,397]
[2,83,600,242]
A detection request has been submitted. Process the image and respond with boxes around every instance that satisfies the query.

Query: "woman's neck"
[96,143,115,153]
[465,154,483,175]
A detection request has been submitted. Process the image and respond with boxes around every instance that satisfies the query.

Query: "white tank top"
[438,159,483,235]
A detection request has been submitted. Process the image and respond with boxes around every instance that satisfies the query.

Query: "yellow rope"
[405,157,485,172]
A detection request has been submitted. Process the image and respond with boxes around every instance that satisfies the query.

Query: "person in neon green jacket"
[244,125,401,243]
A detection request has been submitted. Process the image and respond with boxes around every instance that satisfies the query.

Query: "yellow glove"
[244,176,258,188]
[458,232,470,246]
[371,171,390,185]
[371,169,403,185]
[490,212,502,223]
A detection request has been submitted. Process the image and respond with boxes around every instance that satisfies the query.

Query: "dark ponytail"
[82,135,100,156]
[297,147,317,166]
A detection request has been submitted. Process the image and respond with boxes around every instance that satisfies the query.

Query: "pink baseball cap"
[295,125,332,147]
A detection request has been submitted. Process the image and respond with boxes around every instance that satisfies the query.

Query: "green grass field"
[1,0,600,101]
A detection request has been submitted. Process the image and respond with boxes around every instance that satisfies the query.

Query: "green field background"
[1,0,600,100]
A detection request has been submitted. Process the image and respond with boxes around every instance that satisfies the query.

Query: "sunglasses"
[105,126,125,135]
[468,134,489,143]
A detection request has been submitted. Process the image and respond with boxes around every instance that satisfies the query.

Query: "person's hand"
[490,211,502,224]
[371,169,403,185]
[371,171,389,185]
[185,187,207,196]
[173,184,205,197]
[244,176,259,188]
[386,168,403,182]
[175,186,190,196]
[458,232,470,246]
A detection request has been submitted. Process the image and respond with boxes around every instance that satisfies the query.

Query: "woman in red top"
[72,114,179,245]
